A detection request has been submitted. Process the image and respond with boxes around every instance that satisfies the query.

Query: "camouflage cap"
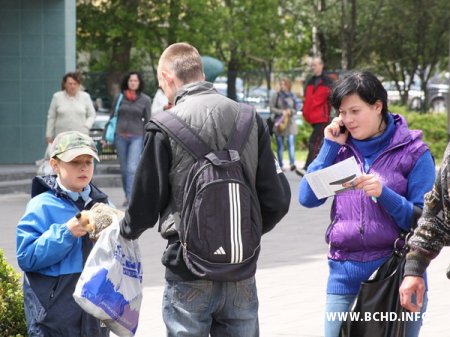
[50,131,100,162]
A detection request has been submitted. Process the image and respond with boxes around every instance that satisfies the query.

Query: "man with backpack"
[119,42,291,337]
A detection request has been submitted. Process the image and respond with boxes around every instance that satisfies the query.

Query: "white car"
[383,81,424,110]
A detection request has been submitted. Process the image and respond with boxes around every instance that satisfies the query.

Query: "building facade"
[0,0,75,164]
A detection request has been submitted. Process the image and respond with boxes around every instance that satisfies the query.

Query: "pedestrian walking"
[45,72,96,144]
[269,77,300,174]
[301,57,333,173]
[298,70,435,337]
[16,131,110,337]
[109,71,152,206]
[119,42,291,337]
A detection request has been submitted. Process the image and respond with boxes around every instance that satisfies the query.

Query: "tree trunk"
[340,0,356,70]
[340,0,348,70]
[105,0,139,97]
[227,48,239,101]
[168,0,180,45]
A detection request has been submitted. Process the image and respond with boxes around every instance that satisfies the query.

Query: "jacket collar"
[31,175,108,206]
[173,81,216,105]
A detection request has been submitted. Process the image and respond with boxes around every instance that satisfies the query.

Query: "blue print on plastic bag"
[114,244,142,281]
[81,268,140,334]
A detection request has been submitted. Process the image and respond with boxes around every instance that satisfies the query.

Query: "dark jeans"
[304,122,328,170]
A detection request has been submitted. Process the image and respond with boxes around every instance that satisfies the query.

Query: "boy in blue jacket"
[16,131,110,337]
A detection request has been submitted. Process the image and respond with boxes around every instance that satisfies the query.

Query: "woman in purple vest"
[298,71,435,337]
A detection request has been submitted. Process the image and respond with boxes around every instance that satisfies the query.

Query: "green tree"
[77,0,164,94]
[77,0,311,100]
[290,0,386,71]
[370,0,450,110]
[183,0,309,100]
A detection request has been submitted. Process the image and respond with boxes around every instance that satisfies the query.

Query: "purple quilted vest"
[327,114,428,261]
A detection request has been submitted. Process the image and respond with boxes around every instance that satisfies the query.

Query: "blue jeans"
[324,292,428,337]
[276,134,296,168]
[114,133,144,202]
[162,277,259,337]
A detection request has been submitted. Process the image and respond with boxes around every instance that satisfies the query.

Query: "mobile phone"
[339,124,347,134]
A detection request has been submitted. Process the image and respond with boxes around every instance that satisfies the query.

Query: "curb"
[0,163,122,195]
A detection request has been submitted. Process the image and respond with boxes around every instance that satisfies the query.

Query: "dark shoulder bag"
[339,206,423,337]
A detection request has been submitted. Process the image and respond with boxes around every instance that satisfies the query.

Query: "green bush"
[390,105,448,162]
[0,249,27,337]
[295,120,312,151]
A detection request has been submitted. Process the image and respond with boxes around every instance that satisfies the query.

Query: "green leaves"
[76,0,312,93]
[391,105,448,162]
[0,249,27,337]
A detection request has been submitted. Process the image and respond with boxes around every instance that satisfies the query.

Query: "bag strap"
[112,93,123,117]
[151,103,255,160]
[395,205,423,253]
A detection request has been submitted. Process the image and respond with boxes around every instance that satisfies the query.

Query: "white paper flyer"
[304,156,362,199]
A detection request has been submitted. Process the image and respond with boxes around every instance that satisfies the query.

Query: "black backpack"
[152,103,263,281]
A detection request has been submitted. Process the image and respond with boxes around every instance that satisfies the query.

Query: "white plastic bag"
[73,220,143,337]
[36,144,53,175]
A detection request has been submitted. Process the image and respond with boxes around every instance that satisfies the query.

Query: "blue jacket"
[16,175,109,337]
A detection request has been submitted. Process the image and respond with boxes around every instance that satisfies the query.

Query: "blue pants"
[324,292,428,337]
[114,133,144,202]
[162,277,259,337]
[276,134,296,168]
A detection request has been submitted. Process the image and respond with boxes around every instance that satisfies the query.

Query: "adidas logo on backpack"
[214,247,226,255]
[152,103,263,281]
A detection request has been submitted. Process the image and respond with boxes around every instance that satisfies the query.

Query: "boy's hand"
[66,217,89,237]
[75,203,125,240]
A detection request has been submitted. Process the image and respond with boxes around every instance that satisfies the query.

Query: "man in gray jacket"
[119,43,291,336]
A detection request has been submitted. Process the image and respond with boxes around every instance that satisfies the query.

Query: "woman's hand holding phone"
[325,117,348,144]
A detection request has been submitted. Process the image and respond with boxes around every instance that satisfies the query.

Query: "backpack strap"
[151,112,211,160]
[226,103,255,153]
[151,102,255,159]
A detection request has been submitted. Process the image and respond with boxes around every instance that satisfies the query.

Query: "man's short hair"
[159,43,203,84]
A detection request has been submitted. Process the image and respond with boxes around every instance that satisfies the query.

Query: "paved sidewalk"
[117,251,450,337]
[0,165,448,337]
[108,172,450,337]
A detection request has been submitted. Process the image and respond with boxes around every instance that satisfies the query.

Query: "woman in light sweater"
[45,72,96,144]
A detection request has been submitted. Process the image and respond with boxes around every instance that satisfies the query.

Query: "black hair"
[330,71,388,123]
[120,71,145,93]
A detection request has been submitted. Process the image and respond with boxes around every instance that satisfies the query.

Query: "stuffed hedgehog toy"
[76,203,124,240]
